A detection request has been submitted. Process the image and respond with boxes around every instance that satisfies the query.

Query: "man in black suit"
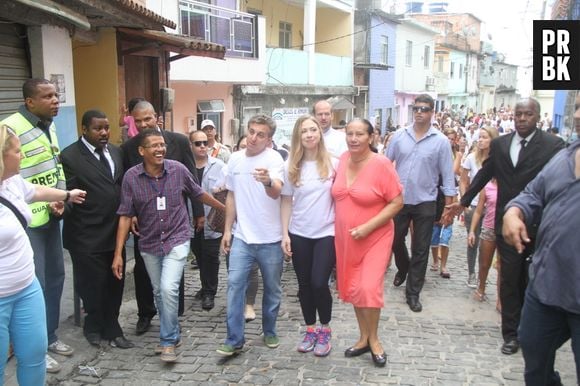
[121,101,202,334]
[447,98,565,355]
[61,110,133,348]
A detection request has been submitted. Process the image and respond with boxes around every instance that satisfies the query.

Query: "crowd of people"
[1,77,579,385]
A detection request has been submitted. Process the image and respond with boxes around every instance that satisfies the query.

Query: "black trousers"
[134,236,185,318]
[191,232,221,296]
[496,234,531,342]
[290,234,336,326]
[392,201,436,300]
[70,249,125,340]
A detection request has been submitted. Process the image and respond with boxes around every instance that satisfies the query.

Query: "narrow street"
[5,223,576,385]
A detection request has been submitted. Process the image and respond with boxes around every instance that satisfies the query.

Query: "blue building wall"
[368,15,397,134]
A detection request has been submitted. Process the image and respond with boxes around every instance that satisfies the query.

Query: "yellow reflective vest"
[1,111,66,227]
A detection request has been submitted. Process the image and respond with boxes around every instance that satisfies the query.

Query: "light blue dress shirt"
[386,125,456,205]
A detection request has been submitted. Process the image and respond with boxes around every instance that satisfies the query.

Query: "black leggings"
[290,233,336,325]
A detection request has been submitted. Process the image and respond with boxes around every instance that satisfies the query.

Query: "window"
[380,35,388,65]
[437,55,443,72]
[424,46,430,68]
[405,40,413,66]
[279,22,292,48]
[450,62,455,78]
[459,63,463,79]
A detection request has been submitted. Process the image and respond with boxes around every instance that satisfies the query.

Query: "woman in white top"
[0,125,85,386]
[460,126,499,287]
[281,115,337,357]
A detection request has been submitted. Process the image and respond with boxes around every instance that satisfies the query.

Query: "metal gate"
[0,22,30,120]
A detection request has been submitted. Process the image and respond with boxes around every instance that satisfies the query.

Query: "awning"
[327,96,355,110]
[118,28,226,60]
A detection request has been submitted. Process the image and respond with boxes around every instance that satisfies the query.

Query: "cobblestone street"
[5,224,576,385]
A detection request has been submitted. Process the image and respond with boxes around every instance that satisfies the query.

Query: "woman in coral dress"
[332,118,403,367]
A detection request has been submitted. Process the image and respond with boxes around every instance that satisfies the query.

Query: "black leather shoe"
[501,340,520,355]
[407,297,423,312]
[393,272,406,287]
[202,294,215,310]
[136,316,152,335]
[85,333,101,347]
[371,351,387,367]
[344,345,371,357]
[194,289,203,300]
[110,336,134,349]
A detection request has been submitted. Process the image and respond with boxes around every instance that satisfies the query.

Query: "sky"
[445,0,549,65]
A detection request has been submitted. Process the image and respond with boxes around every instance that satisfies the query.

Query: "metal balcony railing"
[178,0,257,58]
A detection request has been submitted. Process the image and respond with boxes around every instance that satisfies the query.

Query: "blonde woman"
[0,125,85,385]
[460,126,499,287]
[281,115,337,356]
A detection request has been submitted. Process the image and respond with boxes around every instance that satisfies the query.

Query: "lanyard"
[148,174,167,197]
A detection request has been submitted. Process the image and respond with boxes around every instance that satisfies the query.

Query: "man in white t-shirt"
[217,114,285,356]
[313,100,348,158]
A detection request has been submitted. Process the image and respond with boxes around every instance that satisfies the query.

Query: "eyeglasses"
[192,140,208,147]
[201,126,215,131]
[141,143,166,149]
[412,106,433,113]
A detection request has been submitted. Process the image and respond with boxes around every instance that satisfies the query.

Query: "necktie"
[95,147,112,176]
[516,139,527,166]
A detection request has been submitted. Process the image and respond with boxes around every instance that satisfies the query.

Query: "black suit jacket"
[120,130,203,217]
[461,129,565,235]
[61,139,124,253]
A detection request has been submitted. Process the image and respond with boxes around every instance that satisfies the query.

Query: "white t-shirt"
[282,158,338,239]
[461,153,481,207]
[226,148,284,244]
[323,128,348,159]
[0,175,35,297]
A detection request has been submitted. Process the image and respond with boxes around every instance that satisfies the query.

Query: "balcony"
[265,48,352,87]
[179,0,256,59]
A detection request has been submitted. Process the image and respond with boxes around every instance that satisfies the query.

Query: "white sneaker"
[48,340,74,356]
[45,354,61,373]
[244,304,256,322]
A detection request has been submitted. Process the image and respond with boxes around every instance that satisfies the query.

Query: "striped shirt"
[118,159,203,256]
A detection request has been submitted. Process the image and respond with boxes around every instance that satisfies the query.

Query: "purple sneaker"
[313,327,332,357]
[297,327,318,353]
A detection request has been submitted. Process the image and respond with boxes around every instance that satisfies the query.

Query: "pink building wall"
[170,81,235,145]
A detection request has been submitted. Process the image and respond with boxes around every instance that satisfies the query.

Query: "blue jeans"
[225,239,283,347]
[26,219,65,345]
[141,242,188,347]
[519,288,580,386]
[0,278,47,386]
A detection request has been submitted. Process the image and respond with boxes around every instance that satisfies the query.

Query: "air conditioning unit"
[426,76,435,86]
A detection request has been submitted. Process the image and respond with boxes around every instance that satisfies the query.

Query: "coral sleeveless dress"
[331,153,402,308]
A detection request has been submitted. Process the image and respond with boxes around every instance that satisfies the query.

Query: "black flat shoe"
[202,294,215,310]
[393,272,406,287]
[85,333,101,347]
[407,297,423,312]
[371,350,387,367]
[136,316,152,335]
[344,345,370,357]
[501,339,519,355]
[110,336,134,349]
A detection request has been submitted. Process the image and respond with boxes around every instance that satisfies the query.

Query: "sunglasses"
[412,106,433,113]
[192,140,208,147]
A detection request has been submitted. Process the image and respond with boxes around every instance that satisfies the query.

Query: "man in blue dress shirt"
[386,94,456,313]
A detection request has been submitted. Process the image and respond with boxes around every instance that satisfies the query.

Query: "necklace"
[350,153,372,164]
